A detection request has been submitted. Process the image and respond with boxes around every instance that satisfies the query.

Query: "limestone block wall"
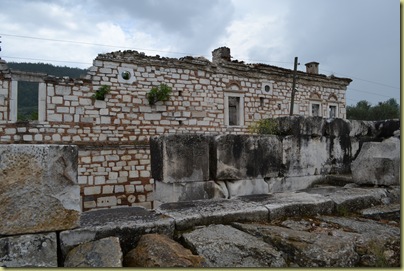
[151,117,400,206]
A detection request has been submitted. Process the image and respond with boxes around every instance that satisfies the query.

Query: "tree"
[347,98,400,120]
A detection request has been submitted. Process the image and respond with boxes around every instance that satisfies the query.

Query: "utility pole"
[289,56,298,116]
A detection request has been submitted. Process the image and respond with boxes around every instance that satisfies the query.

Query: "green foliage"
[92,85,111,100]
[248,118,279,135]
[146,84,172,105]
[347,98,400,120]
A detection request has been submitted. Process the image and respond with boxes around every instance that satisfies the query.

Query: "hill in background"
[7,62,88,78]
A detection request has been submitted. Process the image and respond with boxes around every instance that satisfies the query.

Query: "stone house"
[0,47,352,210]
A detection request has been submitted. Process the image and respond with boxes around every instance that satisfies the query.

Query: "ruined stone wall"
[150,117,400,206]
[0,50,351,211]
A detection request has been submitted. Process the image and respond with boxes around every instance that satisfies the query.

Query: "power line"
[2,55,92,65]
[321,68,399,90]
[0,33,400,91]
[347,87,394,98]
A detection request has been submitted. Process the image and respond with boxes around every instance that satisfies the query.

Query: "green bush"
[146,84,172,105]
[248,119,279,135]
[92,85,111,101]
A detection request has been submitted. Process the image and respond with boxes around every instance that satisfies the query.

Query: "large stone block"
[150,134,210,183]
[0,145,80,235]
[277,116,326,136]
[282,136,328,177]
[351,138,400,186]
[154,180,220,204]
[0,232,58,267]
[214,135,282,180]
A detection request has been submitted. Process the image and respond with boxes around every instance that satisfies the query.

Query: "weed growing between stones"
[92,85,111,101]
[146,84,172,105]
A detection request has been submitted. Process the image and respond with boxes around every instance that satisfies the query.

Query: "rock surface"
[0,145,80,235]
[351,138,400,186]
[123,234,205,267]
[59,206,174,258]
[0,232,57,267]
[64,237,122,267]
[182,224,286,267]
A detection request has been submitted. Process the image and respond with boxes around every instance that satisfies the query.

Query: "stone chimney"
[212,47,231,63]
[305,62,319,74]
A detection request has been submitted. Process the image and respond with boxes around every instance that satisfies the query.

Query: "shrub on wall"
[92,85,111,101]
[248,118,280,135]
[146,84,172,105]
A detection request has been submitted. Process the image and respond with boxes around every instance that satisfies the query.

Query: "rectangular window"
[224,93,244,126]
[328,104,338,118]
[310,102,321,117]
[18,81,39,121]
[228,96,240,126]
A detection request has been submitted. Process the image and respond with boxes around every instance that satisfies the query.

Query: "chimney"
[305,62,319,74]
[212,47,231,63]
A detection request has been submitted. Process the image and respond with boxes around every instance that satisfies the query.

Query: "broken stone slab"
[359,203,400,222]
[232,222,360,267]
[59,206,174,258]
[302,185,388,214]
[238,192,334,221]
[0,145,80,235]
[0,232,57,267]
[64,237,122,267]
[156,198,268,231]
[182,224,286,267]
[318,216,400,266]
[123,234,205,267]
[150,134,211,183]
[348,120,374,137]
[213,134,282,180]
[351,138,400,186]
[374,119,400,139]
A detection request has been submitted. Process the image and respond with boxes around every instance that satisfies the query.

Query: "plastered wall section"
[0,55,350,210]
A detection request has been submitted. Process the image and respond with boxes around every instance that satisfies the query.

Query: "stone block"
[155,180,221,204]
[150,134,210,183]
[276,116,326,136]
[0,232,57,267]
[282,135,329,177]
[64,237,122,267]
[351,138,400,186]
[0,145,80,235]
[226,179,269,198]
[213,135,282,180]
[59,207,174,257]
[156,198,268,231]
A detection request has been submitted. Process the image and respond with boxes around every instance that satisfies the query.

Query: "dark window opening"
[312,104,320,116]
[17,81,39,121]
[264,85,270,93]
[228,96,240,126]
[178,91,182,96]
[329,105,337,118]
[260,97,265,107]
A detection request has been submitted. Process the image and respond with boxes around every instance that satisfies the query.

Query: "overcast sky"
[0,0,400,106]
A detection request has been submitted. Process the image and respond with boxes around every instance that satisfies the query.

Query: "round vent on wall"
[261,82,273,95]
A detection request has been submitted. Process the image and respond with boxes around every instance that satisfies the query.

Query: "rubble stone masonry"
[0,47,352,210]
